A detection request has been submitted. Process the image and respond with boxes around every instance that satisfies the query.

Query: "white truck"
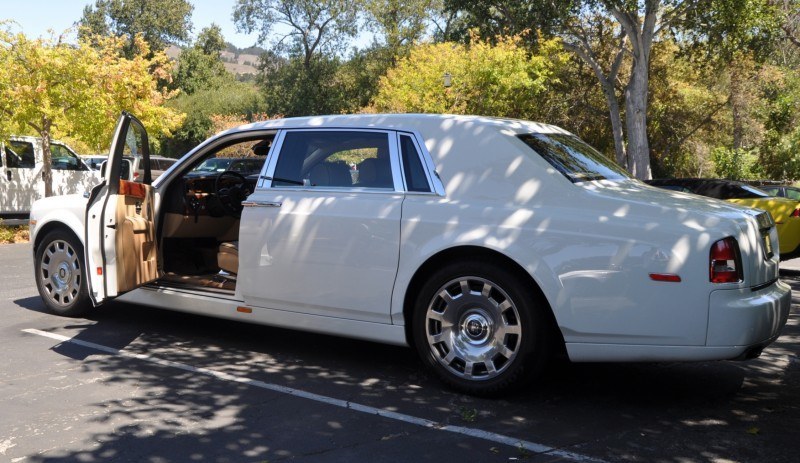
[1,136,100,222]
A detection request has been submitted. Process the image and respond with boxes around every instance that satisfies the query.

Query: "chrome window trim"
[155,129,279,190]
[261,128,403,193]
[260,127,445,196]
[395,132,434,194]
[398,130,445,196]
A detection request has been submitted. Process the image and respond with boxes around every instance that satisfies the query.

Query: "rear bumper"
[707,279,792,349]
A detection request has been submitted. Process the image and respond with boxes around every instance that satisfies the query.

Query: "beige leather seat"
[217,241,239,274]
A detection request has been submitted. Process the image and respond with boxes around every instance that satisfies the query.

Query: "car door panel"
[239,129,403,323]
[86,112,158,304]
[240,190,402,322]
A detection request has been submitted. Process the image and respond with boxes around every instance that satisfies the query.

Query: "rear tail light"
[710,237,742,283]
[792,208,800,218]
[133,171,139,179]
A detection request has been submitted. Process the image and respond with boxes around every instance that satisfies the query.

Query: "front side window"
[50,144,84,170]
[6,141,36,168]
[518,133,629,183]
[273,131,393,189]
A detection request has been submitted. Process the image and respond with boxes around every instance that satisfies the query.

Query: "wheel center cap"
[59,268,67,279]
[467,320,483,337]
[461,313,490,343]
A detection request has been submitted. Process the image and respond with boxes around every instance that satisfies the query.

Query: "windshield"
[707,183,772,199]
[518,133,629,183]
[193,158,231,172]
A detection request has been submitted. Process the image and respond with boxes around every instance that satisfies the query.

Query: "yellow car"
[648,178,800,257]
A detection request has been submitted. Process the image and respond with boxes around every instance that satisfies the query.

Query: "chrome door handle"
[242,200,282,208]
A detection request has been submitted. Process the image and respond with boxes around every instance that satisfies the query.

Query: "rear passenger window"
[273,131,393,189]
[399,135,430,192]
[6,141,35,168]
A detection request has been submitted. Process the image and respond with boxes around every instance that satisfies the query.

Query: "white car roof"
[220,114,572,137]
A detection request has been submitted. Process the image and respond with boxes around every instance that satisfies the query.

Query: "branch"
[782,23,800,49]
[674,96,731,148]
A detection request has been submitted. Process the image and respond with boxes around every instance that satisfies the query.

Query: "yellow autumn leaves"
[0,26,184,152]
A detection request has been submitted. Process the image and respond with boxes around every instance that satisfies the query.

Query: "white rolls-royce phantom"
[29,112,791,395]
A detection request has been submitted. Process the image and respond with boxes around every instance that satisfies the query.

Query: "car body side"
[648,178,800,256]
[30,115,791,364]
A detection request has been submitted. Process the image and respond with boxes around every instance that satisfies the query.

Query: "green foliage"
[196,24,226,55]
[648,41,727,177]
[163,80,263,156]
[257,55,350,116]
[756,68,800,180]
[365,0,432,52]
[0,31,184,150]
[337,45,398,110]
[233,0,358,64]
[79,0,194,57]
[712,147,757,180]
[443,0,571,48]
[373,35,567,119]
[173,25,229,95]
[680,0,782,62]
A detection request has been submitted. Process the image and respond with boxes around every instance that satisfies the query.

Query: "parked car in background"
[189,157,264,177]
[96,154,178,182]
[29,113,791,395]
[1,136,100,219]
[82,155,107,171]
[647,178,800,257]
[759,184,800,201]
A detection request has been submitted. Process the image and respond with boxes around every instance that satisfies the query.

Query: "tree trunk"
[41,119,54,198]
[562,37,628,169]
[625,56,652,179]
[602,81,627,169]
[729,63,744,150]
[609,2,658,180]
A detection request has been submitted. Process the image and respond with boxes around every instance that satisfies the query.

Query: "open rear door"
[86,112,158,305]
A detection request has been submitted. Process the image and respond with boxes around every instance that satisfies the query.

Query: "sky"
[0,0,262,48]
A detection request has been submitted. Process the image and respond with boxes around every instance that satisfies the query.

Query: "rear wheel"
[412,261,551,395]
[34,230,91,317]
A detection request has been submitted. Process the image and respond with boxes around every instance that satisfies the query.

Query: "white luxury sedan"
[29,112,791,395]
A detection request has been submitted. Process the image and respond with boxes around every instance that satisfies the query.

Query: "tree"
[364,0,433,59]
[173,25,229,95]
[0,30,184,197]
[164,80,263,156]
[78,0,194,57]
[257,55,348,116]
[373,35,567,119]
[443,0,571,48]
[233,0,358,68]
[447,1,786,180]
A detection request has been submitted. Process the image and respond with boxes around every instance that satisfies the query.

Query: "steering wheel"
[214,170,249,217]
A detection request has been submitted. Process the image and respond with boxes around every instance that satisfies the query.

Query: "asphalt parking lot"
[1,242,798,462]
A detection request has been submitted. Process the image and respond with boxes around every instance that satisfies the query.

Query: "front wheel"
[412,261,551,396]
[34,229,91,317]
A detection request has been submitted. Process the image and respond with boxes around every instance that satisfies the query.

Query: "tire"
[34,229,92,317]
[412,261,551,396]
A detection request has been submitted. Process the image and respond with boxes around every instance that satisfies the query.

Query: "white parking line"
[23,327,605,463]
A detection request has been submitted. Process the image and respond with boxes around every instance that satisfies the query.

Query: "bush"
[0,223,30,244]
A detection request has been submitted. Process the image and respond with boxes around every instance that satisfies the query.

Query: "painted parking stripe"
[23,328,605,463]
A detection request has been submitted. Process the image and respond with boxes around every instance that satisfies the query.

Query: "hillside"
[165,45,261,77]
